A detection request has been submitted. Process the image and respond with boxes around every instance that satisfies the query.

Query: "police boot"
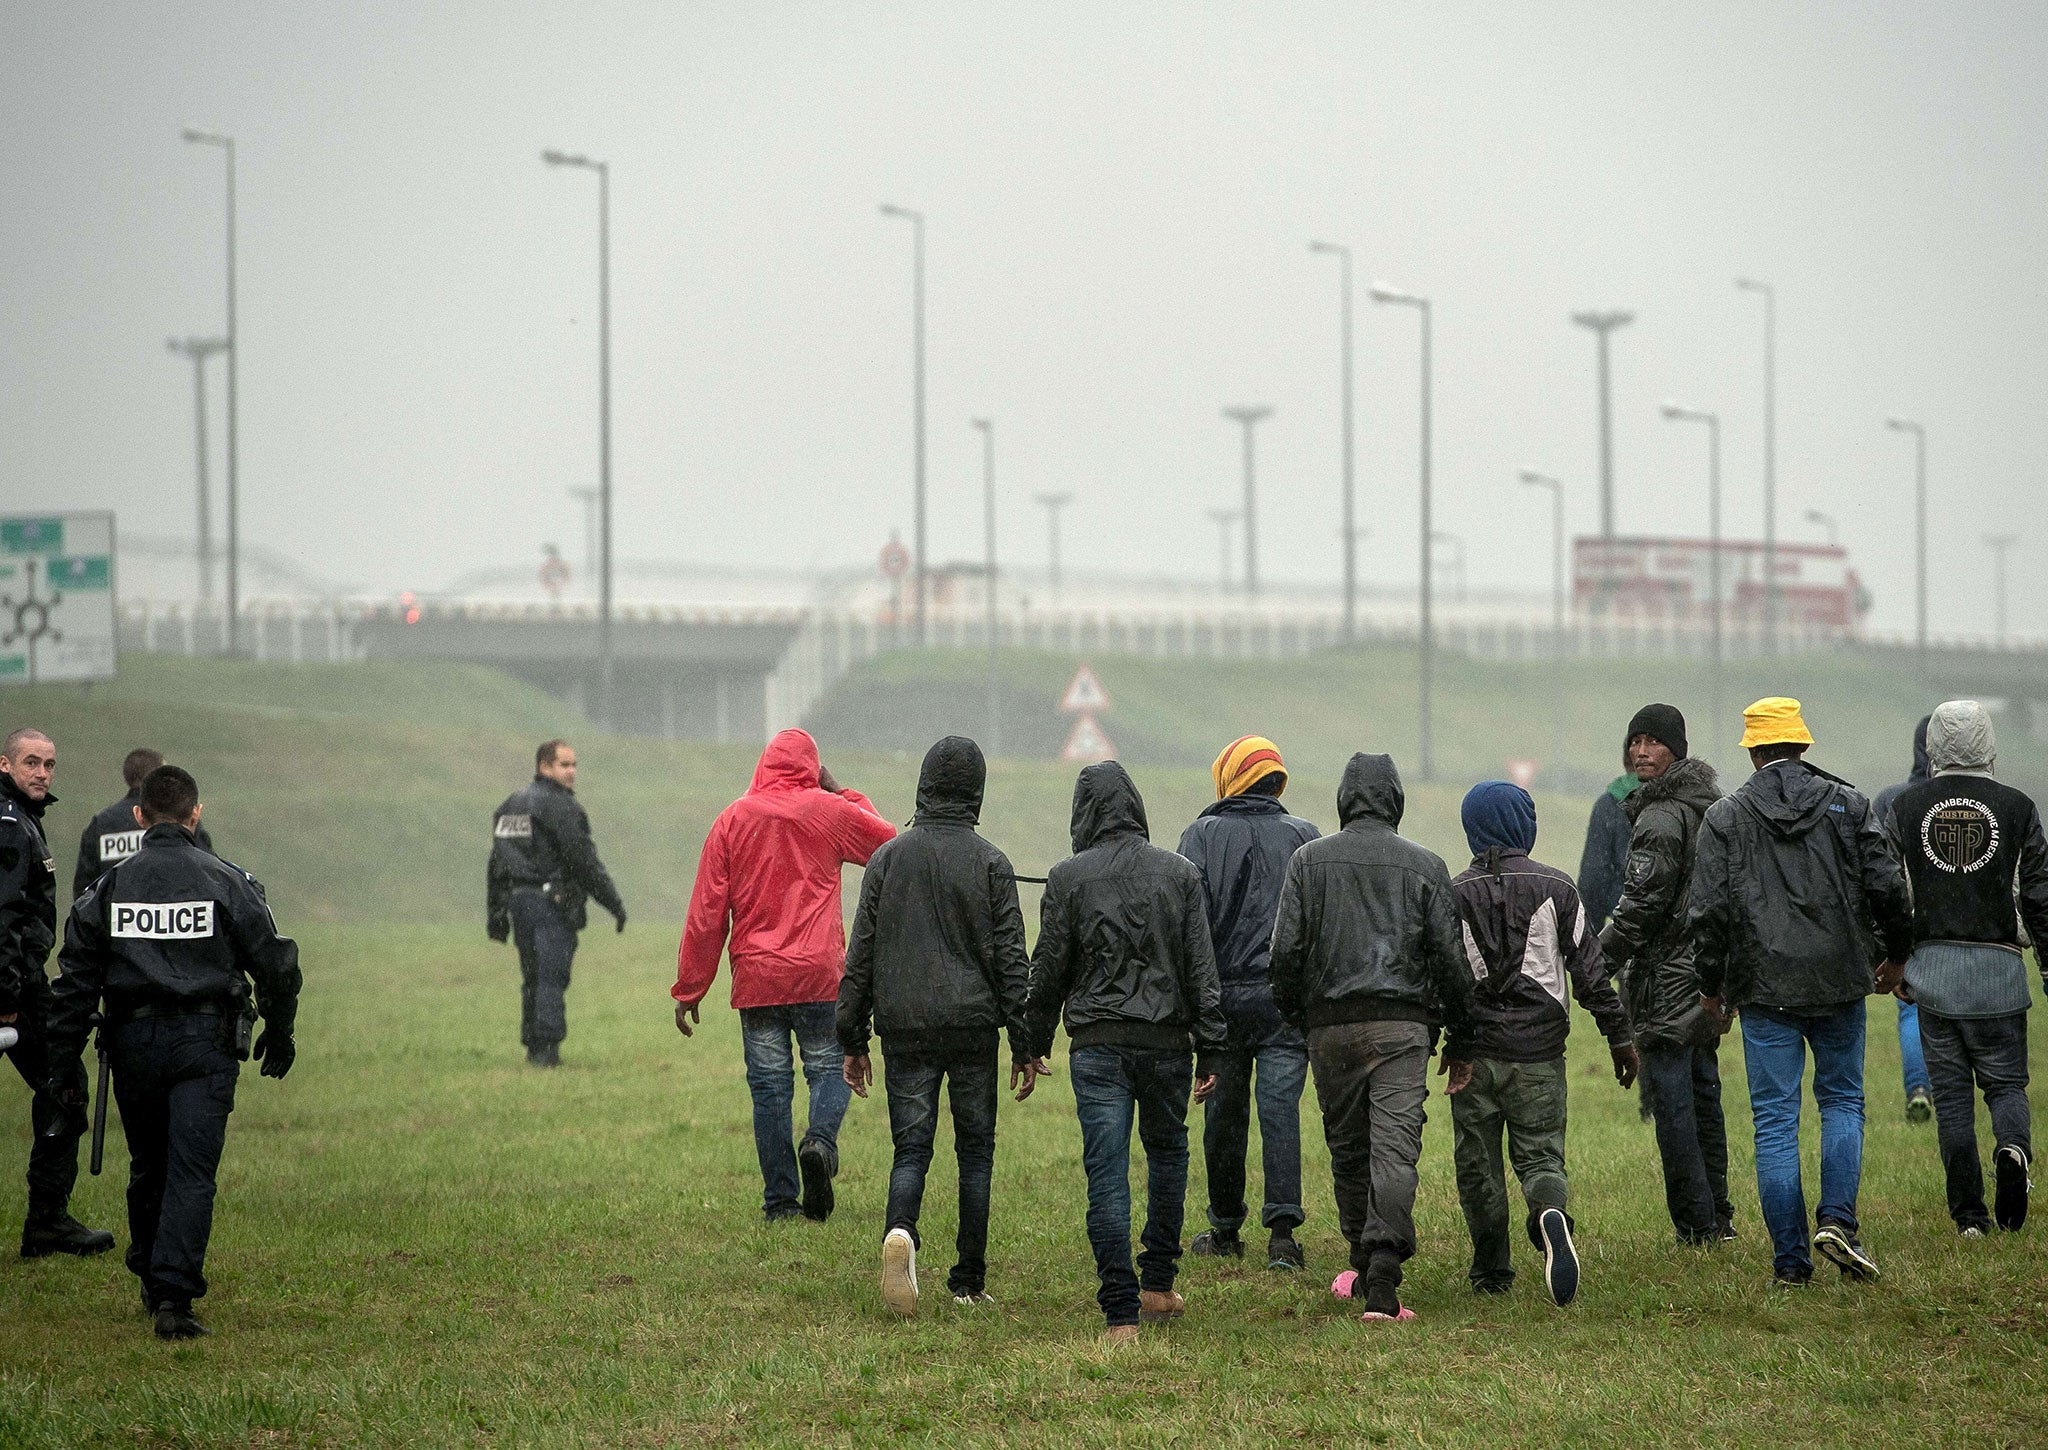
[153,1301,210,1340]
[20,1213,116,1259]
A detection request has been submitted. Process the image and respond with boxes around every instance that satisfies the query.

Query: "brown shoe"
[1100,1324,1140,1345]
[1138,1289,1184,1323]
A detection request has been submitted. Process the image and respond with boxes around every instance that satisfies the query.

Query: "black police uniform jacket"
[487,775,625,936]
[48,823,301,1063]
[75,788,215,901]
[1267,753,1475,1052]
[0,772,59,1018]
[1022,761,1229,1071]
[1597,756,1721,1049]
[835,736,1032,1060]
[1688,760,1913,1012]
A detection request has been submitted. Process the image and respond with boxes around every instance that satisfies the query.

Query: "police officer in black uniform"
[488,738,625,1067]
[1,726,115,1259]
[47,764,301,1339]
[74,747,215,900]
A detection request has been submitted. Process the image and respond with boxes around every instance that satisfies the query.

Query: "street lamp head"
[1519,470,1559,490]
[1222,405,1273,427]
[970,417,991,433]
[1803,508,1828,524]
[1370,282,1424,307]
[1034,491,1074,508]
[542,149,600,170]
[1308,240,1348,257]
[1661,401,1711,422]
[181,127,230,147]
[1735,277,1771,295]
[1886,417,1921,434]
[880,202,922,222]
[1571,309,1633,331]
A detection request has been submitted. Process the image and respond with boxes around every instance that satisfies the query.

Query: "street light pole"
[1035,492,1074,599]
[972,418,999,753]
[1207,509,1238,592]
[1373,284,1434,779]
[1221,407,1273,600]
[543,149,614,723]
[1737,279,1778,653]
[1572,310,1633,540]
[1520,470,1566,770]
[568,486,599,579]
[1310,241,1357,640]
[880,204,928,646]
[182,128,240,651]
[165,336,229,615]
[1887,419,1928,684]
[1985,533,2017,647]
[1664,403,1723,764]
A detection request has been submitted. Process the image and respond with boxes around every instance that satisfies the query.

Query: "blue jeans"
[1898,999,1931,1097]
[1202,1037,1308,1233]
[1741,1001,1867,1278]
[882,1038,998,1294]
[1069,1045,1192,1326]
[1919,1009,2032,1229]
[739,1002,850,1219]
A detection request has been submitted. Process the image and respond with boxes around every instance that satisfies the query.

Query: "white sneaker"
[880,1227,919,1318]
[952,1290,995,1306]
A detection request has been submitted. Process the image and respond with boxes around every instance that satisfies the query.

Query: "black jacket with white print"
[1449,848,1631,1062]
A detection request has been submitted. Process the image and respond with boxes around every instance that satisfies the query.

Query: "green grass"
[2,923,2043,1447]
[2,656,2045,1445]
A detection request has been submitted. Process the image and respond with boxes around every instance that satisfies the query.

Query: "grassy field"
[1,656,2045,1446]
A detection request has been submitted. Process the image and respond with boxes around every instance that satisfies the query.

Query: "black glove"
[488,916,510,944]
[253,1027,295,1079]
[614,909,627,934]
[41,1059,89,1137]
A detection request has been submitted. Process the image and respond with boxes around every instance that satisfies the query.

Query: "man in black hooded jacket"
[1023,761,1227,1342]
[1598,704,1733,1246]
[1268,752,1473,1323]
[837,736,1036,1317]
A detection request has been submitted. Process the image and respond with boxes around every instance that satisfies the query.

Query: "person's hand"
[0,1011,16,1024]
[614,910,627,935]
[1700,994,1732,1032]
[844,1053,872,1097]
[253,1028,295,1079]
[817,764,842,794]
[1191,1073,1219,1105]
[674,1001,700,1038]
[487,921,509,944]
[1010,1057,1052,1101]
[1610,1043,1640,1090]
[1874,959,1905,994]
[1438,1056,1475,1095]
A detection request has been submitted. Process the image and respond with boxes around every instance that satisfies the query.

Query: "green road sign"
[1,518,64,555]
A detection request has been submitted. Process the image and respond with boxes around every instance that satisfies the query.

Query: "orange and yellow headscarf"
[1213,735,1287,799]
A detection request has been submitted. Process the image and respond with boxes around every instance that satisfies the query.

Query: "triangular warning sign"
[1061,713,1117,763]
[1059,664,1111,714]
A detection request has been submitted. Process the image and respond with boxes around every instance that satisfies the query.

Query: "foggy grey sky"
[4,2,2044,638]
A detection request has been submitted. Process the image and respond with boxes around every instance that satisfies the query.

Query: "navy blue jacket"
[1177,794,1318,1047]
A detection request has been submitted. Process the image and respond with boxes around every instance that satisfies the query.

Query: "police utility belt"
[111,998,258,1059]
[513,880,576,911]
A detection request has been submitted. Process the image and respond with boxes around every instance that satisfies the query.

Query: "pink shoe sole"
[1358,1305,1416,1323]
[1330,1270,1358,1299]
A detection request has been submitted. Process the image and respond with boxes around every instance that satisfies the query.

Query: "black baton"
[89,1031,110,1176]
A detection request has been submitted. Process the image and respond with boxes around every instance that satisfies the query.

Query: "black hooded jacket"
[835,737,1032,1058]
[1689,760,1913,1010]
[1267,754,1473,1051]
[1598,756,1721,1049]
[1175,792,1319,1045]
[0,772,57,1017]
[1871,716,1932,834]
[76,788,214,901]
[1022,762,1228,1066]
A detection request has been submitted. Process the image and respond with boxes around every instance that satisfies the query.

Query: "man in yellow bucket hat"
[1687,697,1913,1286]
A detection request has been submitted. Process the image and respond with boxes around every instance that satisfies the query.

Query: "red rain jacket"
[674,730,897,1010]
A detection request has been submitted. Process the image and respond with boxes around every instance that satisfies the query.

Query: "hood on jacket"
[1927,700,1996,775]
[915,735,985,824]
[1070,761,1148,851]
[1606,773,1642,804]
[1462,780,1536,858]
[1337,752,1404,829]
[1905,715,1931,784]
[1737,759,1845,839]
[1625,754,1721,824]
[752,729,822,793]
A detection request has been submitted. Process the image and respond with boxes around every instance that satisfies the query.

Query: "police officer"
[46,764,301,1339]
[75,747,216,900]
[488,739,625,1066]
[1,726,115,1259]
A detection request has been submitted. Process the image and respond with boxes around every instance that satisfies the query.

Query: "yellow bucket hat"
[1213,735,1287,799]
[1739,697,1816,750]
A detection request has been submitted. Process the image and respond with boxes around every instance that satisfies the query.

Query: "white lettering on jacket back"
[111,901,217,939]
[100,829,145,864]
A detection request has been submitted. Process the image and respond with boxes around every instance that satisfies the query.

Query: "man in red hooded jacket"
[675,730,896,1221]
